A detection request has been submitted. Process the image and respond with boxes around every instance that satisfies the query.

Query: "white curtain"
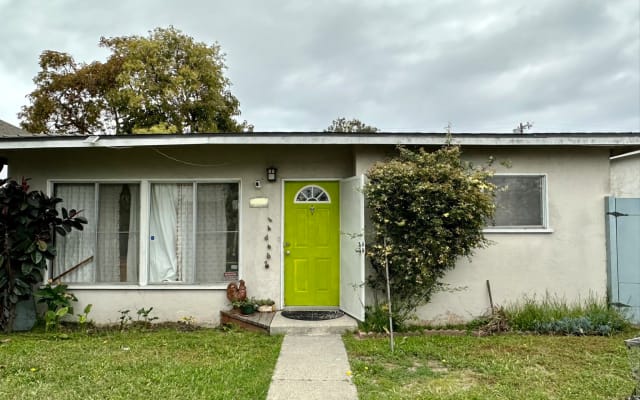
[149,184,194,282]
[196,184,228,282]
[96,184,139,283]
[54,184,97,283]
[55,183,140,284]
[96,185,119,282]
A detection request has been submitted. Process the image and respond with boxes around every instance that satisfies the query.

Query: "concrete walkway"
[266,334,358,400]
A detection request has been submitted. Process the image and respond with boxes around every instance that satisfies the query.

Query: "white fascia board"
[1,133,640,150]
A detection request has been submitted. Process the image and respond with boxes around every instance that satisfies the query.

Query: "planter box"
[13,296,37,332]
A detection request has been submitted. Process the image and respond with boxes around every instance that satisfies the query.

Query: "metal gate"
[606,197,640,323]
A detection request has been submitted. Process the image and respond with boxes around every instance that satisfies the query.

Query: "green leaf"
[21,262,33,275]
[9,294,18,304]
[56,307,69,318]
[31,251,43,265]
[71,220,84,231]
[37,240,48,252]
[62,207,68,219]
[26,196,40,208]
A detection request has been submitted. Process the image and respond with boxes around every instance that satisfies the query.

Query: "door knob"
[285,250,291,255]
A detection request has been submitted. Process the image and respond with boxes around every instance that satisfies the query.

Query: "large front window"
[148,182,238,284]
[53,181,239,286]
[54,183,140,283]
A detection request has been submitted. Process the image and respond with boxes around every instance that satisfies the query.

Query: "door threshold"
[282,306,340,312]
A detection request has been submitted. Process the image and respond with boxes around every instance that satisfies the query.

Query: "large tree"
[19,27,248,135]
[325,117,378,133]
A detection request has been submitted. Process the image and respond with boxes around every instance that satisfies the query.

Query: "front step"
[269,311,358,336]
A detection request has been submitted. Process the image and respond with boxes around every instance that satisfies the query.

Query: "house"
[2,125,640,325]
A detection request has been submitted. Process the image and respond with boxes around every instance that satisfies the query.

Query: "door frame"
[280,178,341,308]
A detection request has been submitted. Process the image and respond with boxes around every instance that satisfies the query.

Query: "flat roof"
[1,132,640,150]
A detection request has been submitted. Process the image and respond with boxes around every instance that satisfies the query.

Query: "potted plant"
[232,299,257,315]
[255,298,276,313]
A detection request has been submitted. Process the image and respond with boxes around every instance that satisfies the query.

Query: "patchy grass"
[0,328,282,400]
[344,333,634,399]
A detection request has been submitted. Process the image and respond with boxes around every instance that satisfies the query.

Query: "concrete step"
[269,311,358,336]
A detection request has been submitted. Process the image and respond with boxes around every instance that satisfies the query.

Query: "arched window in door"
[294,185,331,203]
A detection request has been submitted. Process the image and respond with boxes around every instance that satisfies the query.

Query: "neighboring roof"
[0,119,35,137]
[0,132,639,150]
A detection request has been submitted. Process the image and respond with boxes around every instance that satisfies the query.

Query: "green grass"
[344,333,635,399]
[0,328,282,400]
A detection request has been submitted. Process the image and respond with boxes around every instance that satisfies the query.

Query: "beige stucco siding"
[9,145,355,325]
[355,146,611,324]
[611,154,640,197]
[7,143,612,325]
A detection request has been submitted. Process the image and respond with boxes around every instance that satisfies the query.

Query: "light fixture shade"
[266,166,277,182]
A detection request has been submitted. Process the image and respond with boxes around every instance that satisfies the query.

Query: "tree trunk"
[1,258,15,333]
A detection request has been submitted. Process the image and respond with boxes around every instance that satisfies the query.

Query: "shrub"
[0,178,86,333]
[36,282,78,315]
[359,303,407,333]
[365,145,496,326]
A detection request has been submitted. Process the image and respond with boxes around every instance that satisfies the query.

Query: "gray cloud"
[0,0,637,132]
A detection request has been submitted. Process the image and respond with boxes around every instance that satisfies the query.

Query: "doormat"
[281,310,345,321]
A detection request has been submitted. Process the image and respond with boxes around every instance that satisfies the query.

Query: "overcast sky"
[0,0,638,133]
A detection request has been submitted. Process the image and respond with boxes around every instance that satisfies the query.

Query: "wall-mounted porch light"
[266,166,277,182]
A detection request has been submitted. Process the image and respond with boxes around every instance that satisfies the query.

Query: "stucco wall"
[611,154,640,197]
[355,146,611,324]
[7,144,611,325]
[8,144,355,325]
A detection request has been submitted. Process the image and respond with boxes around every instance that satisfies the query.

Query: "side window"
[487,175,547,229]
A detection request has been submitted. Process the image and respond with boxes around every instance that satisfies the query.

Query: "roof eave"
[1,132,640,150]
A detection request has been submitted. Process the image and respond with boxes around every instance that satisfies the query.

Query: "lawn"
[344,333,635,399]
[0,328,282,400]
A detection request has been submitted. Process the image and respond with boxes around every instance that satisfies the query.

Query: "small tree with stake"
[365,144,496,329]
[0,178,87,333]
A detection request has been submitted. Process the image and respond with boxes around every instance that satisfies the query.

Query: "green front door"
[284,181,340,306]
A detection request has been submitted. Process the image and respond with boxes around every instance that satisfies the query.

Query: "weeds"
[76,304,93,330]
[136,307,158,328]
[44,307,69,332]
[118,309,132,331]
[359,303,407,333]
[503,293,630,335]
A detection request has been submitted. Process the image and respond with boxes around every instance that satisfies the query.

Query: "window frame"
[47,178,242,289]
[483,173,553,234]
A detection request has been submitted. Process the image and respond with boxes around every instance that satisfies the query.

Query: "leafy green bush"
[359,303,407,333]
[504,294,630,335]
[36,282,78,315]
[365,145,496,326]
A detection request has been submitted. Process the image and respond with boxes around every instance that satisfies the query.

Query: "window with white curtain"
[148,182,239,284]
[487,175,547,229]
[53,183,140,283]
